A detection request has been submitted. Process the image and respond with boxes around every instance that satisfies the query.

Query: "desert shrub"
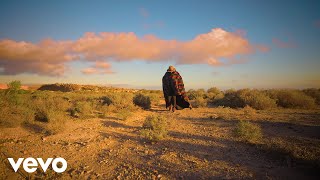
[303,88,320,105]
[187,89,206,100]
[0,88,34,128]
[207,87,221,94]
[214,89,244,108]
[0,104,34,128]
[267,89,316,109]
[146,93,161,105]
[25,97,69,134]
[3,80,24,105]
[69,101,94,118]
[213,93,224,102]
[101,92,135,110]
[206,87,222,99]
[7,80,21,90]
[191,97,208,108]
[133,93,151,109]
[32,97,69,120]
[241,105,257,119]
[234,120,262,143]
[141,115,168,142]
[238,89,277,110]
[116,109,132,121]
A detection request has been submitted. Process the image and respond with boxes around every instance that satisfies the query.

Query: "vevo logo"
[8,157,67,173]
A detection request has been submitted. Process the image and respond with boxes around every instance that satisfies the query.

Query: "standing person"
[162,66,191,112]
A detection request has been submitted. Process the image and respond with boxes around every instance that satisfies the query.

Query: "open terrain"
[1,101,320,179]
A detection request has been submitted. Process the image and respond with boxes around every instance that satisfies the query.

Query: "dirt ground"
[1,103,320,179]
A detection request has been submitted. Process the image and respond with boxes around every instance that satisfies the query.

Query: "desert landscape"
[1,1,320,179]
[0,82,319,179]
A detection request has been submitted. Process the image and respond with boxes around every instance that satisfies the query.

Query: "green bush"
[141,115,168,142]
[7,80,21,91]
[238,89,277,110]
[267,89,316,109]
[234,120,262,143]
[133,93,151,109]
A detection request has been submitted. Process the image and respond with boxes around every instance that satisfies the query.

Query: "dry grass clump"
[141,115,168,142]
[302,88,320,105]
[241,105,257,119]
[187,89,206,100]
[191,97,207,108]
[233,120,262,143]
[267,89,316,109]
[238,89,277,110]
[133,93,151,109]
[0,81,33,128]
[0,104,33,128]
[29,96,70,134]
[116,109,132,121]
[101,92,135,110]
[69,101,94,119]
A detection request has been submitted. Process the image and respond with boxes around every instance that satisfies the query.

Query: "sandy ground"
[1,104,320,179]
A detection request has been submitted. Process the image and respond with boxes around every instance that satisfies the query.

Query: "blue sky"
[0,0,319,90]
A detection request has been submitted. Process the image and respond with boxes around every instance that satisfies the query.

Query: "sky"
[0,0,319,90]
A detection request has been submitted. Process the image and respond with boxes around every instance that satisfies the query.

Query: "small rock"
[41,137,47,141]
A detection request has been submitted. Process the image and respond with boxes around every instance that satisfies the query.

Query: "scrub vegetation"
[1,81,319,179]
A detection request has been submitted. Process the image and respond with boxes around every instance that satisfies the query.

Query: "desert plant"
[234,120,262,143]
[214,89,244,108]
[206,87,222,99]
[187,89,206,100]
[101,92,135,110]
[0,104,34,128]
[3,80,24,105]
[116,109,132,120]
[141,115,168,142]
[267,89,316,109]
[69,101,94,118]
[303,88,320,105]
[191,97,208,108]
[146,93,161,105]
[7,80,21,91]
[238,89,277,110]
[241,105,257,119]
[133,93,151,109]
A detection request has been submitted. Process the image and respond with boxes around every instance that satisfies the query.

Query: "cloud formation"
[81,61,114,75]
[0,28,268,76]
[0,39,76,75]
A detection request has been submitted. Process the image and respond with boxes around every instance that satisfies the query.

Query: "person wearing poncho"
[162,66,191,112]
